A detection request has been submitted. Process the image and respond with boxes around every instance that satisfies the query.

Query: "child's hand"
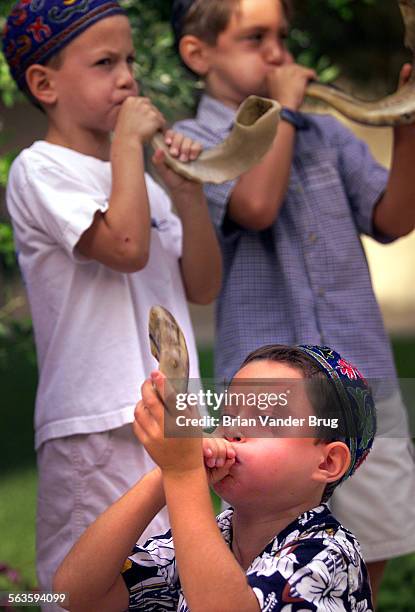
[203,436,236,485]
[133,371,204,475]
[164,130,202,163]
[152,147,205,201]
[151,130,203,195]
[115,96,166,144]
[267,63,316,111]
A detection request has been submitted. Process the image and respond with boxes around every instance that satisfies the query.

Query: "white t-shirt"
[7,141,200,449]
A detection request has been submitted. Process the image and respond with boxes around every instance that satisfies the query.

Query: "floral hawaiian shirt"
[121,504,373,611]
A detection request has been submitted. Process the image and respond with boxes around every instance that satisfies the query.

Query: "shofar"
[149,305,189,399]
[151,95,280,184]
[305,0,415,126]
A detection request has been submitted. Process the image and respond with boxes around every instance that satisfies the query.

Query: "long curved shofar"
[305,0,415,126]
[151,95,281,184]
[149,305,189,399]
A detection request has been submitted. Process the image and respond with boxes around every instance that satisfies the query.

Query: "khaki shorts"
[330,391,415,563]
[36,424,168,612]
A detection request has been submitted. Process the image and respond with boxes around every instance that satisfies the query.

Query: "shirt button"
[309,232,318,244]
[318,288,325,298]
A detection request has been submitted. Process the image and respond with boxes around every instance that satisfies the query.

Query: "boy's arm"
[228,62,315,231]
[373,65,415,238]
[53,467,165,611]
[163,471,259,612]
[136,373,260,612]
[76,97,163,273]
[153,148,222,304]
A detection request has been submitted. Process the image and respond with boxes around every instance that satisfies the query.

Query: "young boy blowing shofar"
[55,344,376,611]
[171,0,415,598]
[3,0,221,604]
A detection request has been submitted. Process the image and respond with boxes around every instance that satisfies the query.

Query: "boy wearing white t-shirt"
[3,0,221,603]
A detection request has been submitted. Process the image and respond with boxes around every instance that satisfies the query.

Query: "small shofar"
[148,305,189,404]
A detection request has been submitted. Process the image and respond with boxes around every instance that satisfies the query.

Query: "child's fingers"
[189,140,202,161]
[203,438,220,468]
[152,149,165,166]
[216,437,237,467]
[202,439,216,468]
[132,417,148,445]
[135,398,163,443]
[209,457,236,484]
[141,378,165,422]
[225,442,236,461]
[399,63,412,87]
[202,444,213,458]
[133,401,152,436]
[164,129,174,146]
[177,137,194,162]
[168,132,184,157]
[150,370,167,400]
[206,437,227,468]
[141,376,162,406]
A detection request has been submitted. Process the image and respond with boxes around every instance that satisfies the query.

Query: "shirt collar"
[196,94,237,133]
[216,504,332,552]
[197,93,310,133]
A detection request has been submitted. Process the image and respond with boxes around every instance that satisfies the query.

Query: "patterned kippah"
[2,0,126,90]
[171,0,197,48]
[297,345,376,498]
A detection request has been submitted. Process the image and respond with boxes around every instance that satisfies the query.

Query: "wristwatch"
[280,107,309,130]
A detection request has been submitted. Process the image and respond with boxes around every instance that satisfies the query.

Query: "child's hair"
[171,0,293,50]
[2,0,126,107]
[239,344,376,502]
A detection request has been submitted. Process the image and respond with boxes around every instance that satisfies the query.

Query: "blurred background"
[0,0,414,609]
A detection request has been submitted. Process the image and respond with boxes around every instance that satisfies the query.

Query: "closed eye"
[95,57,112,66]
[244,32,264,44]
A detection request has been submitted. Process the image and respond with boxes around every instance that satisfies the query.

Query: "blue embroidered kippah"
[3,0,126,90]
[297,345,376,498]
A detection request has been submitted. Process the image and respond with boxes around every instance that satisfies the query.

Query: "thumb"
[151,370,166,394]
[208,457,235,485]
[399,63,412,88]
[152,148,165,166]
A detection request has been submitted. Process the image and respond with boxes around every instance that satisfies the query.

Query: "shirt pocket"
[298,150,351,221]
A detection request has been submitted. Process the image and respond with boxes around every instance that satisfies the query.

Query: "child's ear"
[25,64,58,106]
[179,35,211,76]
[312,441,351,485]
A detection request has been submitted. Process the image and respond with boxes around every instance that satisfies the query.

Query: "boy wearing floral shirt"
[55,345,375,611]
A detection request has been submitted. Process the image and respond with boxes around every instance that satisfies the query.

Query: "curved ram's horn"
[151,96,281,184]
[149,305,189,397]
[305,0,415,126]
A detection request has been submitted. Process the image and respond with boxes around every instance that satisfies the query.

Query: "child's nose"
[263,39,284,65]
[117,64,136,89]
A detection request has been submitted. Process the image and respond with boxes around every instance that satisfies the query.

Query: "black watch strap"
[280,108,309,130]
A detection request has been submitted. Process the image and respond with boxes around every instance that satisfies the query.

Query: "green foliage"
[326,0,375,21]
[125,0,200,119]
[0,52,19,108]
[0,222,16,270]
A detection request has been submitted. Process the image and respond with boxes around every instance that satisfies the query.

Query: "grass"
[0,336,414,610]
